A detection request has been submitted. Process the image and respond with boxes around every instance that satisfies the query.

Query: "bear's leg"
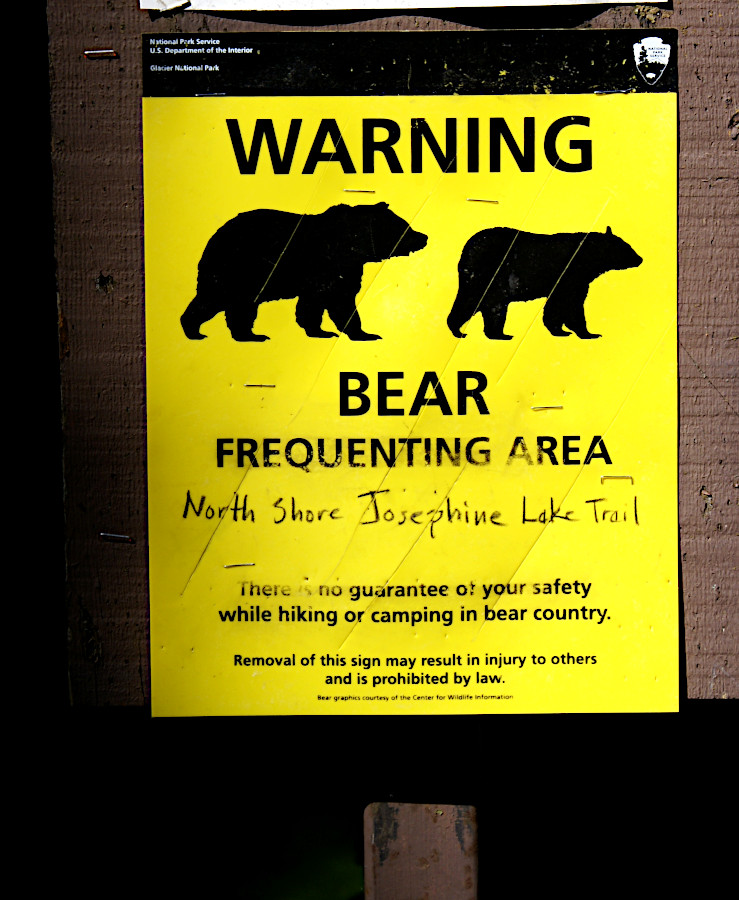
[295,296,338,339]
[562,302,601,340]
[324,295,380,341]
[224,302,269,342]
[481,300,514,341]
[181,292,221,340]
[543,287,600,339]
[446,286,478,338]
[542,290,574,337]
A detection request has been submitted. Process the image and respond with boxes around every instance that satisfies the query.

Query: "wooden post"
[365,802,478,899]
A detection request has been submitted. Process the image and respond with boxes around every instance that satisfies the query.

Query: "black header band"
[143,30,678,98]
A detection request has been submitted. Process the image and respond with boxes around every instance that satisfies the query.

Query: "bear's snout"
[620,248,643,270]
[397,228,428,255]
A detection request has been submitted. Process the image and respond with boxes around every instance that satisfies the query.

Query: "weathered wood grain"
[365,802,477,900]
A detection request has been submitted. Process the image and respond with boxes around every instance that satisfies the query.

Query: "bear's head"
[599,226,643,271]
[327,202,428,263]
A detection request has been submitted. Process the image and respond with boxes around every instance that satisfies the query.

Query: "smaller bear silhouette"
[447,226,642,340]
[181,202,427,342]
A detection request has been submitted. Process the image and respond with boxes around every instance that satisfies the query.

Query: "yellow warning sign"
[144,33,678,716]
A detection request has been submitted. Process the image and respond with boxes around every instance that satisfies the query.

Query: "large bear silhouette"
[447,226,642,340]
[181,202,428,342]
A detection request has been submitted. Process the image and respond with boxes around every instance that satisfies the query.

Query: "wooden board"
[48,1,737,708]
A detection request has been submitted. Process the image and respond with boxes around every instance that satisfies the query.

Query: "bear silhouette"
[181,202,427,342]
[447,226,642,340]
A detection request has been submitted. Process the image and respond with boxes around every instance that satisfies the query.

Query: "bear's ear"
[374,201,390,210]
[605,225,613,235]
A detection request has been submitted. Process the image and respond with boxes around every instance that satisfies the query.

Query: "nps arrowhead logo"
[633,37,672,85]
